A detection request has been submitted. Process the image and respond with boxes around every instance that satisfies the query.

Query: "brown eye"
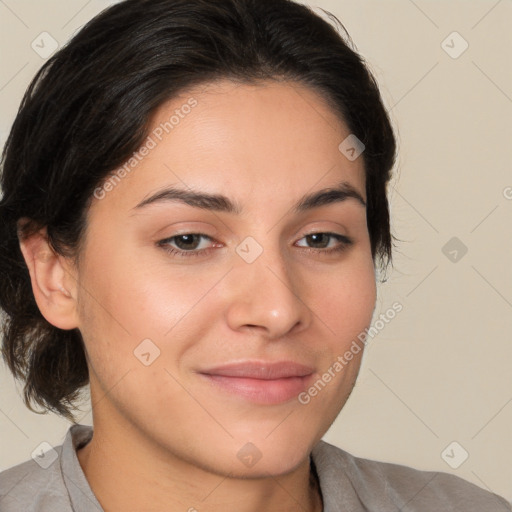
[304,233,331,249]
[157,233,216,258]
[295,232,353,253]
[171,234,203,250]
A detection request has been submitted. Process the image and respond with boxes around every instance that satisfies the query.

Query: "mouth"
[197,361,315,405]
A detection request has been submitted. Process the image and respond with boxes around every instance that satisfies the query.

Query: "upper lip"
[198,361,315,380]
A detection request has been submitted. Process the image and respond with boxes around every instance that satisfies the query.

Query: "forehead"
[92,79,366,214]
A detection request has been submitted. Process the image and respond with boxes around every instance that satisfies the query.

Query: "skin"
[20,79,377,512]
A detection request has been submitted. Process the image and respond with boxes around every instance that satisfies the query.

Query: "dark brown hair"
[0,0,396,422]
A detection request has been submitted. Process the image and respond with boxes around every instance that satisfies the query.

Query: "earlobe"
[18,222,79,330]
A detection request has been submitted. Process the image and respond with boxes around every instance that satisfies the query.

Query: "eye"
[295,232,353,255]
[157,234,217,258]
[157,231,353,258]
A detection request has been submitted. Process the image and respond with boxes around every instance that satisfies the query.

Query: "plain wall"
[1,0,511,502]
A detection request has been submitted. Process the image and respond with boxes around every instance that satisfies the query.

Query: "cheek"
[306,252,377,348]
[78,237,177,334]
[75,236,228,375]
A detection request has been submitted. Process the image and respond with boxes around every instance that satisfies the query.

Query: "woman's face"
[74,79,376,476]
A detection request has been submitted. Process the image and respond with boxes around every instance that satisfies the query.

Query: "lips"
[197,361,315,404]
[198,361,315,379]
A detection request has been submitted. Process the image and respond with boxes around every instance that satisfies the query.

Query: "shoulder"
[312,440,511,511]
[0,424,94,512]
[0,445,71,511]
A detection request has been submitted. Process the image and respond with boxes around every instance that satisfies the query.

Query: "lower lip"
[199,374,313,405]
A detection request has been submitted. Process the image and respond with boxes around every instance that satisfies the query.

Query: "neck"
[76,416,323,512]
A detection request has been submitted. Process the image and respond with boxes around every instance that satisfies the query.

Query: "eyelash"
[157,232,353,258]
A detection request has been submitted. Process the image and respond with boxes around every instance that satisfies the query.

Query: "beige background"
[1,0,511,503]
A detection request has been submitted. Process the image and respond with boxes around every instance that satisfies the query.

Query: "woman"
[0,0,509,510]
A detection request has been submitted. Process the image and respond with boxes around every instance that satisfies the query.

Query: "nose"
[224,246,313,340]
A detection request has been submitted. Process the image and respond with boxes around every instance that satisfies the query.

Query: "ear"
[18,221,79,330]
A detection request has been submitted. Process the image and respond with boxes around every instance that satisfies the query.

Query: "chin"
[227,433,315,478]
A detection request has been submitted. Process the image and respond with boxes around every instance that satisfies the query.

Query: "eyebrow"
[132,180,366,214]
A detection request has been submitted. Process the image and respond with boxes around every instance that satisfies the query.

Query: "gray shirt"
[0,424,510,511]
